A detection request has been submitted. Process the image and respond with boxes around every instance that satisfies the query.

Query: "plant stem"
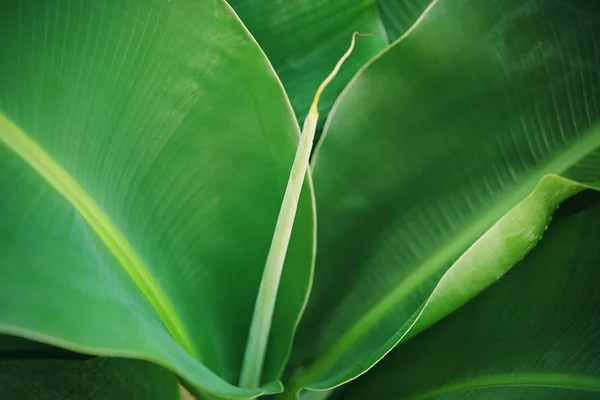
[239,32,369,390]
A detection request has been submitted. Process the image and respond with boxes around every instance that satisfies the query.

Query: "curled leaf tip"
[309,31,373,115]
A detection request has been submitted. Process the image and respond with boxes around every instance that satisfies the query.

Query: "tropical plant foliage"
[1,0,599,399]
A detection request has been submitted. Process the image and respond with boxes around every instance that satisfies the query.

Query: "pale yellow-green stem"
[239,32,371,390]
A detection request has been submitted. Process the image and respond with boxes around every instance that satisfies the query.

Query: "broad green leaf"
[287,0,600,393]
[0,357,179,399]
[342,192,600,399]
[0,0,314,397]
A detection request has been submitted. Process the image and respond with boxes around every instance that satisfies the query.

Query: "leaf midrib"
[304,124,600,389]
[402,372,600,400]
[0,112,198,359]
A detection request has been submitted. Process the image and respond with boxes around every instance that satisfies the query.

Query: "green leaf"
[342,191,600,400]
[288,0,600,393]
[0,357,179,399]
[0,0,314,397]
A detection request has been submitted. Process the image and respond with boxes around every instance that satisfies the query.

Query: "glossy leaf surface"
[0,0,314,396]
[342,192,600,399]
[0,357,179,400]
[291,0,600,392]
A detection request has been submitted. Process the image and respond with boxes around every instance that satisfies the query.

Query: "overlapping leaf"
[287,0,600,394]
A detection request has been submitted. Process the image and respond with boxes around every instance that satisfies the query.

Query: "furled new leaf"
[288,0,600,394]
[0,0,315,397]
[240,33,364,389]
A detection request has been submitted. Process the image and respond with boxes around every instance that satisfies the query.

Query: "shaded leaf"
[0,357,179,400]
[0,335,88,361]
